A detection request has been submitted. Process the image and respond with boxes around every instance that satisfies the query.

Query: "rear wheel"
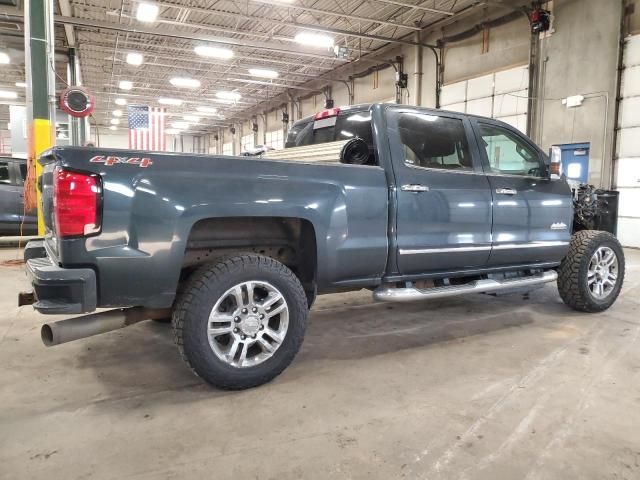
[172,254,308,389]
[558,230,625,312]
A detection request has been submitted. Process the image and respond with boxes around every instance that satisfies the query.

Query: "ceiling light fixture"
[126,52,144,66]
[110,118,120,125]
[194,45,234,59]
[170,77,201,89]
[112,109,123,117]
[171,121,190,130]
[158,97,183,106]
[115,98,127,106]
[136,2,159,22]
[0,52,10,64]
[15,82,26,88]
[294,32,334,48]
[0,90,18,99]
[119,80,133,90]
[109,125,118,131]
[195,106,218,114]
[248,68,279,79]
[215,91,241,101]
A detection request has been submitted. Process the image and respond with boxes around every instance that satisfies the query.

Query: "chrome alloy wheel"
[207,281,289,368]
[587,246,619,299]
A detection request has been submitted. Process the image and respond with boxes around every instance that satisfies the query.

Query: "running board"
[372,270,558,303]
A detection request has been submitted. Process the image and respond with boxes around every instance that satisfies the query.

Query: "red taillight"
[314,107,340,120]
[53,168,101,237]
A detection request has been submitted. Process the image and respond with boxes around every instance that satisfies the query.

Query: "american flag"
[128,105,167,150]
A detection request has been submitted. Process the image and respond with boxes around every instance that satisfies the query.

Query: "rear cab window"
[285,106,376,165]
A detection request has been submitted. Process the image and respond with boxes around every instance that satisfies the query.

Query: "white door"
[616,34,640,248]
[440,65,529,133]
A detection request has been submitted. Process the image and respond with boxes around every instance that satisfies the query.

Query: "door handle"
[496,188,517,195]
[401,184,429,193]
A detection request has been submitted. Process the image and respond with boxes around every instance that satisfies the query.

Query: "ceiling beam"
[57,0,75,47]
[155,0,422,31]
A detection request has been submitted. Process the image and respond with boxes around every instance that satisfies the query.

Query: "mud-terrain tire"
[172,254,308,390]
[558,230,625,312]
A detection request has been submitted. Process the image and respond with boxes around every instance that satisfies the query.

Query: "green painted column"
[24,0,56,235]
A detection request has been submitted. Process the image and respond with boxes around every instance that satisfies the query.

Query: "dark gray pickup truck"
[21,103,625,389]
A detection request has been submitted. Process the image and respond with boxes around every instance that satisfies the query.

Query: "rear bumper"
[22,240,97,314]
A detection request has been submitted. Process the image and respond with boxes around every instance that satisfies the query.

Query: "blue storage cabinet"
[550,142,590,183]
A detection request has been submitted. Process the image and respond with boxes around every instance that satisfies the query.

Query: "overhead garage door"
[616,34,640,248]
[440,65,529,133]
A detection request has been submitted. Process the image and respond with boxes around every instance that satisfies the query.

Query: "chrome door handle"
[496,188,517,195]
[401,184,429,193]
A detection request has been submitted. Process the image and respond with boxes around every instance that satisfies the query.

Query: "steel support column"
[24,0,56,236]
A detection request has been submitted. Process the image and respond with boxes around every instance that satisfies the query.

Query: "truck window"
[285,110,376,164]
[478,123,543,177]
[0,162,10,184]
[397,113,472,171]
[18,163,27,184]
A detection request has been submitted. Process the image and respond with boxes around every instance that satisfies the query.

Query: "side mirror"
[548,146,562,180]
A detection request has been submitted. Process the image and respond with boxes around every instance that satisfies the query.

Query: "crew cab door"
[387,108,493,274]
[470,119,573,266]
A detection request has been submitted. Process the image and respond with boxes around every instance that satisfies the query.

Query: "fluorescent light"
[15,82,26,88]
[215,91,241,101]
[112,109,123,117]
[171,121,190,129]
[158,97,183,106]
[183,115,200,122]
[115,98,127,106]
[0,52,9,64]
[195,106,218,114]
[170,77,201,88]
[248,68,279,79]
[294,32,334,48]
[166,128,181,135]
[0,90,18,99]
[110,118,120,125]
[109,125,118,131]
[119,80,133,90]
[136,2,159,22]
[194,45,234,59]
[126,52,144,66]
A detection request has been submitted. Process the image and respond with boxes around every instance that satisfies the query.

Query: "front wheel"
[558,230,625,312]
[173,255,308,390]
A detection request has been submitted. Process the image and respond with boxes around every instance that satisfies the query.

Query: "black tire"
[172,254,308,390]
[558,230,625,312]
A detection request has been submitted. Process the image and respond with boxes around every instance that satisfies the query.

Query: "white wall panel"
[621,65,640,98]
[466,74,493,100]
[623,35,640,67]
[615,157,640,187]
[619,96,640,128]
[444,102,466,113]
[617,128,640,158]
[618,188,640,217]
[494,66,529,94]
[617,217,640,248]
[497,114,527,133]
[493,89,528,117]
[441,81,466,106]
[466,97,493,116]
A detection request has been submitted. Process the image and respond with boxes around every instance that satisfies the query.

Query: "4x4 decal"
[89,155,153,168]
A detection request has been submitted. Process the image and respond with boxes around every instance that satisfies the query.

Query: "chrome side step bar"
[373,270,558,303]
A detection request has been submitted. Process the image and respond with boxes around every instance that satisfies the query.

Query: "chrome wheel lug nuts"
[259,325,264,330]
[241,335,246,340]
[234,316,241,323]
[242,308,248,314]
[259,314,264,319]
[252,334,257,339]
[252,307,258,313]
[233,327,239,333]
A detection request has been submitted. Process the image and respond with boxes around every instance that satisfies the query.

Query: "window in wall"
[222,142,233,156]
[0,162,10,184]
[396,112,473,171]
[478,123,543,177]
[265,129,284,150]
[241,133,254,152]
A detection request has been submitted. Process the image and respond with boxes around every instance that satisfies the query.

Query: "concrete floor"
[1,248,639,480]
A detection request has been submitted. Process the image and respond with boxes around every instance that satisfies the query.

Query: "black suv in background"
[0,157,37,236]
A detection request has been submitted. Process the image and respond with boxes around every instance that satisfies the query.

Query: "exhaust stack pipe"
[41,307,171,347]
